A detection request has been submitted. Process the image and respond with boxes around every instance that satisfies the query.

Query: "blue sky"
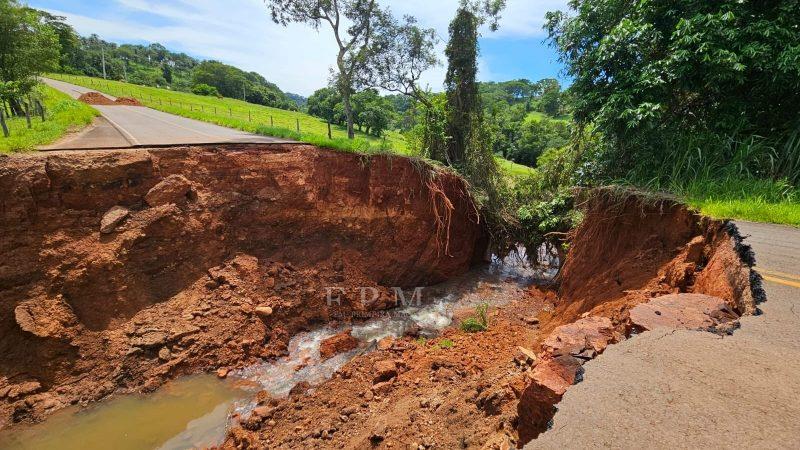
[28,0,569,96]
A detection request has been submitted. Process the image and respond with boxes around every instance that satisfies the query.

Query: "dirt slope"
[0,144,485,427]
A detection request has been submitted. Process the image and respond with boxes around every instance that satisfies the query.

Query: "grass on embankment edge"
[688,199,800,227]
[680,177,799,227]
[0,85,98,153]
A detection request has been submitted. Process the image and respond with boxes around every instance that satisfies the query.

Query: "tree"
[266,0,392,139]
[307,87,343,124]
[546,0,800,164]
[352,88,391,135]
[444,7,481,165]
[191,83,220,96]
[30,9,78,71]
[364,15,438,107]
[161,63,173,84]
[192,60,246,98]
[511,116,570,166]
[536,78,561,116]
[0,0,59,113]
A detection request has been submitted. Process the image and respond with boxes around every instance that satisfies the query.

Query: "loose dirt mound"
[114,96,142,106]
[77,91,115,105]
[0,144,485,426]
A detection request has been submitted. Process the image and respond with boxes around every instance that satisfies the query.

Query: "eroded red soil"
[0,146,761,449]
[0,144,485,428]
[223,189,761,449]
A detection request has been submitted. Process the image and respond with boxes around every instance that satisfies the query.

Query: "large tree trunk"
[341,89,355,139]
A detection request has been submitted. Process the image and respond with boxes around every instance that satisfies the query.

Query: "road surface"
[528,221,800,449]
[40,78,293,149]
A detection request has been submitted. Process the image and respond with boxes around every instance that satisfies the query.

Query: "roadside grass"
[46,73,406,153]
[678,177,800,227]
[0,85,98,153]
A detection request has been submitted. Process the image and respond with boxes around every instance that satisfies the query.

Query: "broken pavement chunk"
[629,293,739,334]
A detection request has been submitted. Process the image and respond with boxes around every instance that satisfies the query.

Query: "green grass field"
[496,157,535,177]
[0,85,98,153]
[47,73,406,152]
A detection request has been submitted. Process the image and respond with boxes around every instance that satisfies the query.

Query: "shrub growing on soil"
[460,303,489,333]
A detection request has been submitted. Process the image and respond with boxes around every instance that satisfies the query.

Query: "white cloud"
[39,0,567,96]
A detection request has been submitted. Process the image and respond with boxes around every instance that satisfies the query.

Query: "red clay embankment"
[0,144,485,427]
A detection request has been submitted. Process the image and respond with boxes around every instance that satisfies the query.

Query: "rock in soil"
[319,329,359,360]
[100,206,130,234]
[144,174,193,206]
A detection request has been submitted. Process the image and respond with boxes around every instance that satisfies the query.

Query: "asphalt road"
[528,221,800,449]
[40,78,293,149]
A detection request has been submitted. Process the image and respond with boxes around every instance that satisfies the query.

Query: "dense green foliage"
[0,84,97,153]
[191,60,297,110]
[190,83,220,97]
[480,80,570,165]
[306,87,392,136]
[0,0,60,112]
[545,0,800,185]
[501,0,800,231]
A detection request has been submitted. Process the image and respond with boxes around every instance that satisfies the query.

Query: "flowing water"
[0,250,554,449]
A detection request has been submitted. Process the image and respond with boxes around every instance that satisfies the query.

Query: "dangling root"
[426,177,455,258]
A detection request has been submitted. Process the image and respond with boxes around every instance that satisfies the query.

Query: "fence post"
[327,121,332,139]
[248,111,251,122]
[214,106,217,115]
[296,118,300,133]
[0,108,9,138]
[270,116,273,127]
[229,107,232,117]
[37,100,45,122]
[24,101,32,129]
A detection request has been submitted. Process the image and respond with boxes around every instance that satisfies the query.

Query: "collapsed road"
[0,144,770,448]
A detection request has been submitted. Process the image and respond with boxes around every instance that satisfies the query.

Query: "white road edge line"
[100,112,140,146]
[120,105,229,139]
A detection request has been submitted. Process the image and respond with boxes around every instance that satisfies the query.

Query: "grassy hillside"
[48,73,405,152]
[0,85,98,153]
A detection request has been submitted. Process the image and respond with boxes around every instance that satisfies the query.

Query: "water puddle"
[0,376,248,450]
[0,250,553,449]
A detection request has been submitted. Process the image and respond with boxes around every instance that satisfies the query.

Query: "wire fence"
[0,94,46,138]
[49,73,329,137]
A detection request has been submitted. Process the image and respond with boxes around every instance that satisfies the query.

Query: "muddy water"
[0,250,552,449]
[0,376,247,450]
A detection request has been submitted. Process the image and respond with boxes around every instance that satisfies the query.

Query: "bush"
[191,83,220,97]
[460,303,489,333]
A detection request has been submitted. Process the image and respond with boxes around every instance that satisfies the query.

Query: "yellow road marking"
[761,275,800,289]
[755,267,800,282]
